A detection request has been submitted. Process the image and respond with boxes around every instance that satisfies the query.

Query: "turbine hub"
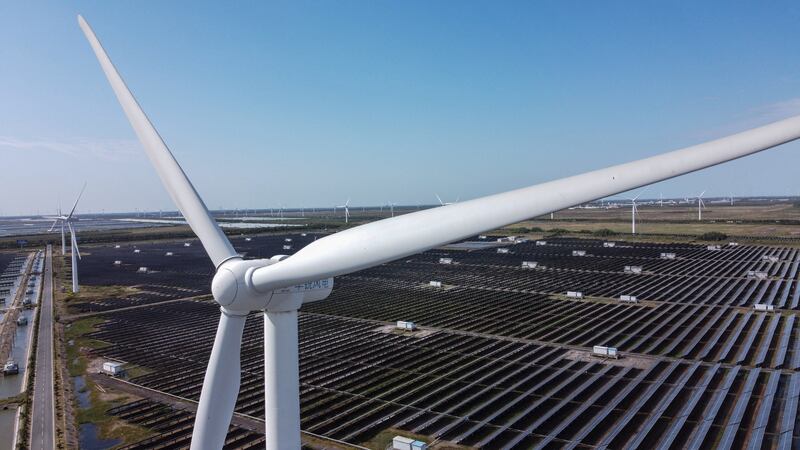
[210,258,275,312]
[211,268,238,306]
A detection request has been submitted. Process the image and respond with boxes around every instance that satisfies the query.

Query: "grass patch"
[66,317,106,340]
[75,378,152,446]
[65,317,108,377]
[65,315,153,447]
[64,285,141,314]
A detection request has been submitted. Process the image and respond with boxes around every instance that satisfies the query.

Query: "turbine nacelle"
[211,257,334,312]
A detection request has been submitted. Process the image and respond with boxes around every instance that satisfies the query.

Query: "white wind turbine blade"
[436,194,445,206]
[78,15,237,269]
[67,182,87,220]
[48,220,58,233]
[631,188,647,202]
[79,15,243,450]
[193,311,246,450]
[252,113,800,292]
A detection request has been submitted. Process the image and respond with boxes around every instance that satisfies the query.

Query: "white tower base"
[264,309,301,450]
[71,246,79,293]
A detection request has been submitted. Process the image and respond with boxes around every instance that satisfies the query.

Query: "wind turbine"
[48,184,86,292]
[79,14,800,450]
[46,204,67,255]
[336,199,350,223]
[387,201,397,218]
[697,191,706,221]
[436,194,459,206]
[629,191,645,234]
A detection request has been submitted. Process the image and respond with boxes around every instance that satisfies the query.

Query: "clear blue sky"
[3,1,800,215]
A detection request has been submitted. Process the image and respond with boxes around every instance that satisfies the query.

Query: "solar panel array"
[70,236,800,449]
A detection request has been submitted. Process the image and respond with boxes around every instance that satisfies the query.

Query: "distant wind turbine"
[336,199,350,223]
[436,194,459,206]
[630,190,645,234]
[48,183,86,292]
[697,191,706,221]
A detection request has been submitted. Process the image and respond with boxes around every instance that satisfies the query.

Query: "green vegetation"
[699,231,728,241]
[65,317,108,377]
[593,228,617,237]
[75,380,152,445]
[65,315,152,446]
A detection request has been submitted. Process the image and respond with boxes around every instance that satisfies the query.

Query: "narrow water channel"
[0,308,35,398]
[0,407,19,450]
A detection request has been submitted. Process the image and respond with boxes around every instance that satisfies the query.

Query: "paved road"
[29,245,55,450]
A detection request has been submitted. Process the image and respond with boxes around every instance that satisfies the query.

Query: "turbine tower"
[79,14,800,450]
[68,222,82,293]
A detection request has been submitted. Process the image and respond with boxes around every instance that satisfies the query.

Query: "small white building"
[396,321,416,331]
[136,267,148,273]
[619,295,638,303]
[762,255,779,262]
[592,345,619,359]
[566,291,584,299]
[439,258,453,265]
[624,265,643,274]
[184,242,192,247]
[707,245,721,251]
[285,238,293,242]
[478,235,487,240]
[572,250,587,257]
[113,260,122,266]
[283,245,292,250]
[245,237,252,242]
[754,303,775,312]
[133,249,141,253]
[603,242,616,248]
[521,261,538,269]
[535,240,547,246]
[660,252,676,260]
[497,248,509,254]
[102,361,125,376]
[392,436,428,450]
[114,245,121,249]
[429,281,442,288]
[747,271,768,280]
[165,252,173,256]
